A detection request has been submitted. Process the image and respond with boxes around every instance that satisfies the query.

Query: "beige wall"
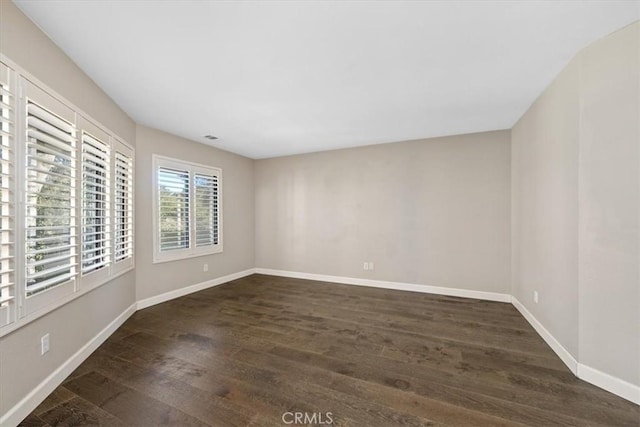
[0,275,133,416]
[578,23,639,386]
[255,131,512,294]
[0,0,137,418]
[2,0,637,416]
[0,1,134,143]
[134,125,255,301]
[512,22,639,387]
[511,57,580,356]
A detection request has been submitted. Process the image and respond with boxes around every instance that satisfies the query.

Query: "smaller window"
[153,155,222,263]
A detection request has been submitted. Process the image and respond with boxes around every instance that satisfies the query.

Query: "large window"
[153,155,222,263]
[0,58,134,335]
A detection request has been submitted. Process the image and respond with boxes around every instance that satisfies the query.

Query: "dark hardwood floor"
[20,274,640,426]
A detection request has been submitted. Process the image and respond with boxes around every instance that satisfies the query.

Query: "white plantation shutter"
[153,155,222,262]
[0,63,15,327]
[158,167,190,251]
[114,148,133,262]
[81,131,110,274]
[194,173,219,247]
[0,65,135,335]
[25,99,77,296]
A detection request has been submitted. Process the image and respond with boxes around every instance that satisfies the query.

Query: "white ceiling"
[14,1,639,159]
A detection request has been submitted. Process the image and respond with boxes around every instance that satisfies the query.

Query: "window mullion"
[0,62,16,327]
[189,171,195,251]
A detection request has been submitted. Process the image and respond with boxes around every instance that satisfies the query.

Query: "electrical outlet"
[534,291,539,304]
[41,333,50,355]
[369,262,374,271]
[203,263,208,272]
[363,262,369,271]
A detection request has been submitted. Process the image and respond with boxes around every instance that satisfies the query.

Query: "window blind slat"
[27,103,75,134]
[26,271,75,295]
[27,262,76,281]
[27,128,74,153]
[27,140,75,163]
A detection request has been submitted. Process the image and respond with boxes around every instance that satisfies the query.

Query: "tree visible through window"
[25,101,76,296]
[158,167,190,251]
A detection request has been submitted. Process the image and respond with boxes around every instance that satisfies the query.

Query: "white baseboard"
[510,296,639,405]
[1,302,137,427]
[254,268,512,303]
[577,363,640,405]
[511,297,578,374]
[5,267,638,425]
[260,270,638,405]
[136,268,256,310]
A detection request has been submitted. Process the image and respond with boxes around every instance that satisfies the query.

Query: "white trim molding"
[0,302,137,427]
[261,269,639,405]
[577,364,640,405]
[4,267,638,426]
[254,268,512,303]
[512,296,640,405]
[136,268,255,310]
[511,297,578,374]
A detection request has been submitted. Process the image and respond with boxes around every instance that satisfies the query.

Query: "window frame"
[0,61,16,329]
[0,55,135,338]
[152,154,223,264]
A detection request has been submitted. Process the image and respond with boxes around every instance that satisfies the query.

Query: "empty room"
[0,0,638,425]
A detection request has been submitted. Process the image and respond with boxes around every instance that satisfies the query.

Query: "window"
[158,167,190,252]
[113,144,134,266]
[0,62,15,328]
[0,57,135,335]
[153,155,222,263]
[24,93,77,300]
[194,173,219,247]
[81,126,110,275]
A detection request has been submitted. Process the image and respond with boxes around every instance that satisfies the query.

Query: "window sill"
[152,246,224,264]
[0,264,134,339]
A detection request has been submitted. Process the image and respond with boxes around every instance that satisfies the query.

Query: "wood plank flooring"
[19,274,640,426]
